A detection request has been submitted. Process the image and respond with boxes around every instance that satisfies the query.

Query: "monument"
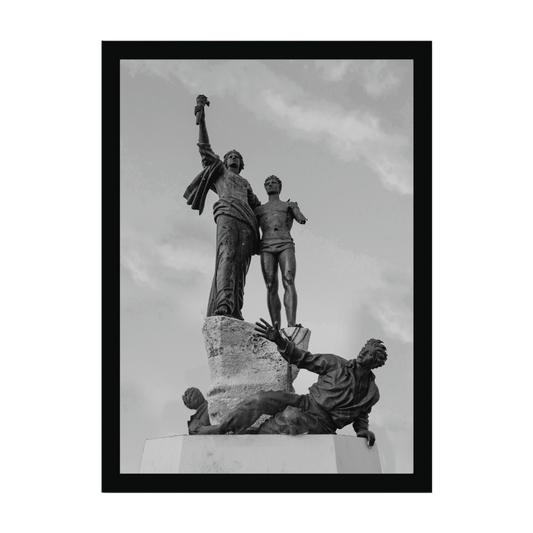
[139,95,387,473]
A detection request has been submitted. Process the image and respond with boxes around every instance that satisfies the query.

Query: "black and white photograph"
[104,42,431,490]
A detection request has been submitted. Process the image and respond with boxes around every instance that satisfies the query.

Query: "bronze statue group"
[182,96,388,447]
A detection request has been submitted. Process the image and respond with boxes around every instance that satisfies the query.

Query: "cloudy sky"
[120,59,414,473]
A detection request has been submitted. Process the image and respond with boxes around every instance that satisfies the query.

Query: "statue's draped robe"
[184,144,261,320]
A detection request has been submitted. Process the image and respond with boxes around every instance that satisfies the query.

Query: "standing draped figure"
[183,95,261,320]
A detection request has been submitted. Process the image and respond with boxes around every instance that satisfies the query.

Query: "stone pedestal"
[202,316,311,424]
[139,435,382,473]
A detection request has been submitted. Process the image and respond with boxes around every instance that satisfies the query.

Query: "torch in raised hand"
[195,94,210,125]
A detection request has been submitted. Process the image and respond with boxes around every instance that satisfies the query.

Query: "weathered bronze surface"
[182,98,387,448]
[191,319,387,447]
[254,176,307,328]
[184,95,261,320]
[182,387,211,435]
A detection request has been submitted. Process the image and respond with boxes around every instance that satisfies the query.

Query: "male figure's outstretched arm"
[254,318,344,374]
[288,201,308,224]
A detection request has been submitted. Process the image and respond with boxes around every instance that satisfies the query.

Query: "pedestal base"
[139,435,382,473]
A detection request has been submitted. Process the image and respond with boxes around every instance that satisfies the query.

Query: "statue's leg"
[232,222,255,320]
[260,252,281,326]
[210,217,255,320]
[211,215,238,317]
[218,390,303,434]
[279,249,298,327]
[257,406,325,435]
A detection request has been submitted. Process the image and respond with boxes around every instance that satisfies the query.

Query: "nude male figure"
[254,176,307,328]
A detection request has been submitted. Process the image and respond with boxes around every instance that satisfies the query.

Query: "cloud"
[369,300,413,343]
[121,226,214,302]
[260,89,412,193]
[124,59,303,105]
[157,242,213,278]
[120,135,215,295]
[121,247,159,290]
[369,152,413,195]
[368,406,413,432]
[315,60,354,82]
[315,60,403,97]
[121,380,183,423]
[262,90,382,143]
[121,240,211,293]
[367,262,413,343]
[122,60,412,195]
[295,229,413,346]
[363,60,402,97]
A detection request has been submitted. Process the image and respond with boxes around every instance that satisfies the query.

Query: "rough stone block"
[202,316,311,424]
[139,434,382,473]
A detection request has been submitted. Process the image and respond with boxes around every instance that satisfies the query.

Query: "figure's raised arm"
[254,318,286,348]
[195,94,210,144]
[194,95,219,167]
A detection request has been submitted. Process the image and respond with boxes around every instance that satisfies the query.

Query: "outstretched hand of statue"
[356,428,376,447]
[254,318,284,346]
[287,200,308,225]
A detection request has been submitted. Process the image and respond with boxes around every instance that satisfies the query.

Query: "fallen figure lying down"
[188,318,388,447]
